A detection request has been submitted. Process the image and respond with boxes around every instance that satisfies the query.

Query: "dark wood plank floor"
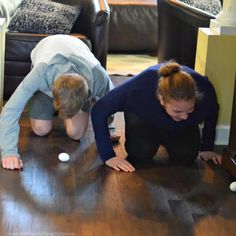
[0,76,236,236]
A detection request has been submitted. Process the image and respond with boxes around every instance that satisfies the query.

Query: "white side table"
[195,27,236,144]
[0,18,6,112]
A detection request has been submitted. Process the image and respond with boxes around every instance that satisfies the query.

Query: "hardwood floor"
[0,76,236,236]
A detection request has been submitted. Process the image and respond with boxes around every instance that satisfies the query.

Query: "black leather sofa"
[4,0,110,99]
[108,0,158,54]
[157,0,221,68]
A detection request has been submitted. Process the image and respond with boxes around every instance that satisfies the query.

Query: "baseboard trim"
[215,125,230,145]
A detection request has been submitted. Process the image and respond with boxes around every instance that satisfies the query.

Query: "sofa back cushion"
[8,0,81,34]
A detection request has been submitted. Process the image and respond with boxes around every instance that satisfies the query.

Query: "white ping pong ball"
[229,181,236,192]
[58,152,70,162]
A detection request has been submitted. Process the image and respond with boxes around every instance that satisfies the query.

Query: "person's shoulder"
[144,64,160,73]
[181,66,217,97]
[181,66,208,81]
[116,65,158,91]
[181,65,197,75]
[148,64,159,70]
[134,64,159,79]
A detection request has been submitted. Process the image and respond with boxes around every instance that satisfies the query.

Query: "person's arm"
[91,93,135,172]
[91,65,159,171]
[201,82,219,149]
[0,65,44,168]
[91,64,114,98]
[91,71,138,171]
[200,80,221,164]
[91,90,126,162]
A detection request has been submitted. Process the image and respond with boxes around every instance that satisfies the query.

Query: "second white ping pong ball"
[58,152,70,162]
[229,181,236,192]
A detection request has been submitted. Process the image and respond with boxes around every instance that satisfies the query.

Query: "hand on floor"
[199,151,222,165]
[105,156,135,172]
[1,156,23,170]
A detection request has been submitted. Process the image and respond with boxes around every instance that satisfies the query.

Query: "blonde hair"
[52,73,88,119]
[157,61,200,102]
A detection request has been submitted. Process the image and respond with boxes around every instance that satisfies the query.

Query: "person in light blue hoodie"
[0,34,114,170]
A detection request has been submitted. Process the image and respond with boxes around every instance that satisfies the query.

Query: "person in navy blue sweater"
[91,62,222,172]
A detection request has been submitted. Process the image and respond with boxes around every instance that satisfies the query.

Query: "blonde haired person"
[91,62,221,172]
[0,35,113,170]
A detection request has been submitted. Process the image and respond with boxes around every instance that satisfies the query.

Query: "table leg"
[222,76,236,179]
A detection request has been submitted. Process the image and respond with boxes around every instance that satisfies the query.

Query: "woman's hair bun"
[159,62,181,77]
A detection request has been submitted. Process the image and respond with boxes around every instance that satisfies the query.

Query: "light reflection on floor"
[107,54,158,76]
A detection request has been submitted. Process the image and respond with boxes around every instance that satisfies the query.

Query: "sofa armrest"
[72,0,110,68]
[5,32,91,62]
[158,0,215,68]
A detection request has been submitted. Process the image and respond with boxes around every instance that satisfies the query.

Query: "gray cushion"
[9,0,80,34]
[180,0,222,16]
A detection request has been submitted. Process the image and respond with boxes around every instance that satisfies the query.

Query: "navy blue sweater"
[91,64,219,162]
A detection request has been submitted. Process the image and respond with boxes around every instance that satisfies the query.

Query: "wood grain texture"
[0,76,235,236]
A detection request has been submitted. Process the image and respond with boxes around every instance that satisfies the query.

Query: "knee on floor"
[32,124,52,136]
[66,128,85,141]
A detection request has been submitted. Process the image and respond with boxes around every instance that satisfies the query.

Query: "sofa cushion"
[9,0,81,34]
[108,0,158,53]
[180,0,222,16]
